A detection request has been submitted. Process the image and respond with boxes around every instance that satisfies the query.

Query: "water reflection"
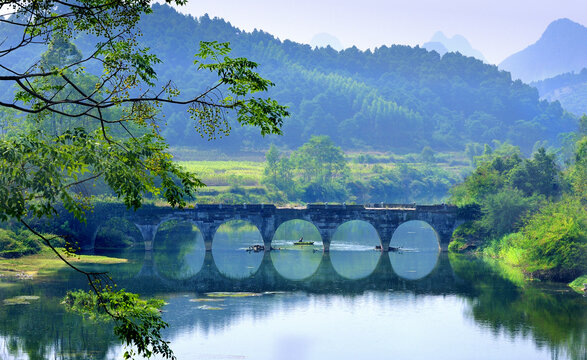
[389,251,439,280]
[1,222,585,360]
[271,220,323,280]
[270,247,322,280]
[389,221,440,280]
[153,220,206,280]
[211,220,264,279]
[1,252,585,360]
[330,220,380,279]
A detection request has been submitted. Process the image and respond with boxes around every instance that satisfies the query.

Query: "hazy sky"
[172,0,587,64]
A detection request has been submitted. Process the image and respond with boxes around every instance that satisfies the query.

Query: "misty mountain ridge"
[499,18,587,83]
[531,68,587,116]
[423,31,486,62]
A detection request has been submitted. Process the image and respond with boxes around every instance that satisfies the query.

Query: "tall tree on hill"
[0,0,288,358]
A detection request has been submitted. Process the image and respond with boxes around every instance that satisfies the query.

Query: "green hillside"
[0,4,578,154]
[129,4,575,154]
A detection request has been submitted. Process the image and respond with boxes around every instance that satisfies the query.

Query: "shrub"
[0,228,43,258]
[519,197,587,278]
[448,238,467,253]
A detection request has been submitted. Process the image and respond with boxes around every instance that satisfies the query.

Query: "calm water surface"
[0,220,585,359]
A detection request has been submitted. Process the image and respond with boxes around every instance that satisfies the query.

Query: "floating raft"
[293,241,315,246]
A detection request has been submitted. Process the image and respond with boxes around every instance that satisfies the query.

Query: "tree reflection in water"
[0,243,584,359]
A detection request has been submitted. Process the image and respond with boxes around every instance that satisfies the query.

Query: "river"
[0,220,585,359]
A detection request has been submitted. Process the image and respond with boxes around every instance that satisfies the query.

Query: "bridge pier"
[197,223,218,252]
[435,224,459,251]
[373,225,398,252]
[437,231,453,252]
[262,233,274,252]
[135,224,159,251]
[319,231,332,252]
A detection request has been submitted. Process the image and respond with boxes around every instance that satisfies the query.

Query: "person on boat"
[297,236,303,243]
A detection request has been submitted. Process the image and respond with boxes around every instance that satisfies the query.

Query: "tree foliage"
[451,128,586,281]
[0,0,287,358]
[520,197,587,276]
[262,136,349,202]
[450,143,562,240]
[1,4,577,154]
[262,136,459,204]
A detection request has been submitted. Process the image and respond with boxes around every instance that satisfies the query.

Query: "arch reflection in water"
[212,220,264,279]
[271,220,322,280]
[330,220,381,279]
[153,220,206,279]
[389,221,440,280]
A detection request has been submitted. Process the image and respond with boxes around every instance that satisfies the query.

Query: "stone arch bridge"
[68,203,465,252]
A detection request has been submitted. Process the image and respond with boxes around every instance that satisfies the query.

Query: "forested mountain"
[0,4,577,154]
[499,18,587,82]
[137,5,575,154]
[422,31,486,62]
[531,69,587,116]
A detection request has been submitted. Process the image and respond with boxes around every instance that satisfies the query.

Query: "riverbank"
[449,245,587,295]
[0,248,127,281]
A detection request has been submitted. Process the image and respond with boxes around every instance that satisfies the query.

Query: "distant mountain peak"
[499,18,587,82]
[423,31,485,62]
[310,33,343,51]
[544,18,585,32]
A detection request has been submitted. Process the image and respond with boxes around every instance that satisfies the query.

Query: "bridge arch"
[92,217,142,250]
[152,220,206,279]
[272,219,322,247]
[390,220,440,251]
[211,220,264,279]
[330,220,381,279]
[389,220,440,280]
[270,219,323,280]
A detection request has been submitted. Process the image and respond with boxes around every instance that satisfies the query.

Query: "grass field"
[0,248,127,279]
[176,151,471,188]
[178,161,265,186]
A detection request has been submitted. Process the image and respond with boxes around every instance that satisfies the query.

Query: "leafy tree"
[263,144,281,186]
[568,135,587,198]
[420,146,436,163]
[291,135,348,184]
[464,142,483,165]
[479,187,542,238]
[508,148,561,198]
[579,114,587,136]
[0,1,287,358]
[261,145,298,200]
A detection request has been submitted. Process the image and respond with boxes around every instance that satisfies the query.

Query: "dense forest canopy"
[137,4,575,154]
[0,4,577,155]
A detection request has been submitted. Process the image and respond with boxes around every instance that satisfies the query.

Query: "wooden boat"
[246,244,265,252]
[294,241,314,246]
[375,245,401,251]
